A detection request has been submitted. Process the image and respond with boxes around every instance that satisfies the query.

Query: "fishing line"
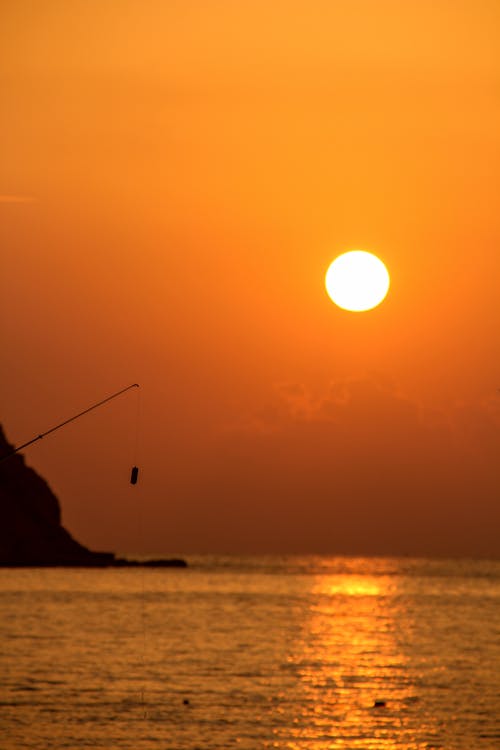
[139,408,148,722]
[128,385,148,721]
[130,384,141,485]
[134,384,141,468]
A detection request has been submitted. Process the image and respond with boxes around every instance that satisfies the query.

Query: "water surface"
[1,556,499,749]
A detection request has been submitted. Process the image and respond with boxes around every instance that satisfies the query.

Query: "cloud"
[223,376,432,443]
[202,376,500,556]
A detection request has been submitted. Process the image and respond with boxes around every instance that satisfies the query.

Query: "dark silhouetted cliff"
[0,425,116,565]
[0,425,186,568]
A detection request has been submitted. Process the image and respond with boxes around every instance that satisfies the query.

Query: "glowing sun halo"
[325,250,390,312]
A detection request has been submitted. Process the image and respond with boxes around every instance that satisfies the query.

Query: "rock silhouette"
[0,425,185,568]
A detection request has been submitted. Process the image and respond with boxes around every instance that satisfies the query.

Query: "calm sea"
[1,556,499,749]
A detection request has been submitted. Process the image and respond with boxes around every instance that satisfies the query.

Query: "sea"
[1,555,499,750]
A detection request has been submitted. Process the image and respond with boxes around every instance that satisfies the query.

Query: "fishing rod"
[1,383,140,483]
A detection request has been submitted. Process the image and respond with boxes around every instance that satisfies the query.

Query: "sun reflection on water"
[270,566,436,749]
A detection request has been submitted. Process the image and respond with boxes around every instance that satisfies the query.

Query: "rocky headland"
[0,425,186,568]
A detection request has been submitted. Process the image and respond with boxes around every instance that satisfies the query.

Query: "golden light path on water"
[272,571,435,749]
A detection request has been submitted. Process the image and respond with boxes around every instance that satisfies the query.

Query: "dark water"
[1,556,499,749]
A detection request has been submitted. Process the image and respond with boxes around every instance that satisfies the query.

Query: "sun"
[325,250,390,312]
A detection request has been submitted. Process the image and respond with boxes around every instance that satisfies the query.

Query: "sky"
[1,0,499,557]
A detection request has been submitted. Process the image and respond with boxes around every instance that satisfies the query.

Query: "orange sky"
[1,0,499,557]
